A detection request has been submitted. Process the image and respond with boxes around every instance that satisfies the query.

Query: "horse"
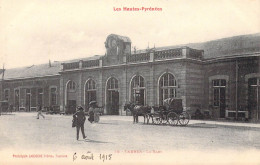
[124,103,151,124]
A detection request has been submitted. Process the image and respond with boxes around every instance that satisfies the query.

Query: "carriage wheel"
[178,111,190,126]
[152,116,162,125]
[167,112,178,126]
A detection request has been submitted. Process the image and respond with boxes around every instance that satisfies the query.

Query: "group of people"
[35,101,100,141]
[72,101,100,140]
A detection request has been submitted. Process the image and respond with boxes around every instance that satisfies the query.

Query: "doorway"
[106,77,119,115]
[248,78,260,121]
[67,100,76,114]
[213,79,226,118]
[107,90,119,115]
[26,89,31,112]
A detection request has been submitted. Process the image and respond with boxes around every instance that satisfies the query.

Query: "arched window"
[131,75,145,105]
[67,81,76,91]
[159,73,177,105]
[107,77,118,90]
[49,87,57,106]
[85,79,97,110]
[86,79,96,90]
[106,77,119,115]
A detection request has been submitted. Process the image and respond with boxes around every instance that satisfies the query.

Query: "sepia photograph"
[0,0,260,164]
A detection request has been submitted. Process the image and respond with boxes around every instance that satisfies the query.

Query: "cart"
[150,98,190,126]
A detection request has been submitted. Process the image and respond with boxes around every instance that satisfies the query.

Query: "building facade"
[1,34,260,121]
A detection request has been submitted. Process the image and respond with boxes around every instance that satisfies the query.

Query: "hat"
[77,106,83,110]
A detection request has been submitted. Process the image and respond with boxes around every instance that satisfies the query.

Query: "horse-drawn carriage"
[124,98,190,126]
[149,98,190,126]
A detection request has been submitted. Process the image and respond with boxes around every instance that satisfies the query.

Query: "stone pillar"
[120,66,127,115]
[149,63,155,106]
[60,76,64,112]
[181,95,187,111]
[77,72,82,106]
[98,70,104,113]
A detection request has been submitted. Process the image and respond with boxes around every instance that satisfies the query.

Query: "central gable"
[103,34,132,65]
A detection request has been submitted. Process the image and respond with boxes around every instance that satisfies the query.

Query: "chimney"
[49,60,52,67]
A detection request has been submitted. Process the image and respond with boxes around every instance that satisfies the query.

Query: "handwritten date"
[73,152,112,162]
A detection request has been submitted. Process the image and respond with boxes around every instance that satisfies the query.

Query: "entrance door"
[107,90,119,115]
[134,89,145,105]
[86,91,97,111]
[219,88,226,118]
[213,79,226,118]
[248,78,260,121]
[14,89,19,111]
[106,77,119,115]
[67,100,76,114]
[26,89,31,112]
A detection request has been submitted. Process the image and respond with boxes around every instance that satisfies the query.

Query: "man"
[8,104,14,113]
[37,104,45,119]
[73,106,87,140]
[163,98,173,111]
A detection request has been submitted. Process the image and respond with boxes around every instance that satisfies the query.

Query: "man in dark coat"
[73,106,87,140]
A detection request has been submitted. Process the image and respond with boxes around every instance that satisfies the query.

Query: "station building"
[0,34,260,121]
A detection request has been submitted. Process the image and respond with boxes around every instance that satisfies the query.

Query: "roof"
[61,55,102,64]
[0,62,61,80]
[133,33,260,59]
[1,33,259,80]
[0,55,103,80]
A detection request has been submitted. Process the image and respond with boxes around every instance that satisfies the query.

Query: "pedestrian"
[93,105,100,123]
[88,104,95,123]
[37,104,45,119]
[73,106,87,140]
[8,104,13,113]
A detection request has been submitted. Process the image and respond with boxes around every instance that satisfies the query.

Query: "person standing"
[73,106,87,140]
[88,104,95,123]
[8,104,14,113]
[37,104,45,119]
[93,105,100,123]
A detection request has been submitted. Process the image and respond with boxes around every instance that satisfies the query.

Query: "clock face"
[111,39,117,48]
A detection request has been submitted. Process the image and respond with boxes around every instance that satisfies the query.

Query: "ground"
[0,112,260,164]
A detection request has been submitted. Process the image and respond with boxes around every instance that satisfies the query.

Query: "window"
[50,87,57,105]
[131,75,145,105]
[85,79,97,109]
[248,77,260,112]
[159,73,177,105]
[4,89,9,101]
[107,77,118,90]
[37,88,43,106]
[14,89,19,109]
[106,77,119,115]
[67,81,76,91]
[212,79,226,106]
[86,79,96,91]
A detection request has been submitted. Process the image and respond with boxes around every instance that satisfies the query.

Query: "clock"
[111,39,117,48]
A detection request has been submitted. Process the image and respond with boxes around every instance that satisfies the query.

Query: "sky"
[0,0,260,69]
